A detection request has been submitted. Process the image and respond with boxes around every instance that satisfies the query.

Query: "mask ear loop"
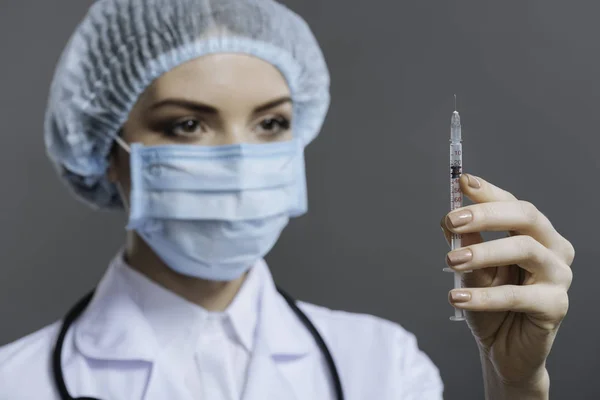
[113,134,131,153]
[110,132,132,212]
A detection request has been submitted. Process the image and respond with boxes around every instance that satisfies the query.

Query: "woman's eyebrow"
[253,96,292,113]
[147,96,292,114]
[147,99,218,114]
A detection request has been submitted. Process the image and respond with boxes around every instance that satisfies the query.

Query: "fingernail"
[446,210,473,228]
[447,249,473,266]
[450,290,471,303]
[465,174,481,189]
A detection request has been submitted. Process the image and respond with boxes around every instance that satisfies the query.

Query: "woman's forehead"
[140,53,291,106]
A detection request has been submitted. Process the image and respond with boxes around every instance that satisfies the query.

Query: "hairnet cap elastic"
[44,0,330,210]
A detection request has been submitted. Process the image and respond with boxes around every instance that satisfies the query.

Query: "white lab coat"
[0,256,444,400]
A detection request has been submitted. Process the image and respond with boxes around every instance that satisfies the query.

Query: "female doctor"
[0,0,574,399]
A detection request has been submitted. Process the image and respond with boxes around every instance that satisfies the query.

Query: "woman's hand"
[440,174,574,398]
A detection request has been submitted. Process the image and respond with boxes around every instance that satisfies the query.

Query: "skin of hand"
[441,173,574,398]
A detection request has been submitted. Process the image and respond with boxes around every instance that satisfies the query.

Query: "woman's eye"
[257,116,291,135]
[166,119,203,137]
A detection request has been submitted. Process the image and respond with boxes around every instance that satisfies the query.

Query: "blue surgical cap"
[44,0,330,210]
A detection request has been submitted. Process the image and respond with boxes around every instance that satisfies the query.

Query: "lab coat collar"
[239,260,315,400]
[223,258,261,353]
[73,252,313,362]
[73,258,158,362]
[115,252,260,354]
[256,260,313,357]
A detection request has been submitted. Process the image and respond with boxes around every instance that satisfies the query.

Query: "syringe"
[446,95,467,322]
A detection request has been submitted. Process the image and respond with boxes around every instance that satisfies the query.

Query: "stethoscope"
[52,287,344,400]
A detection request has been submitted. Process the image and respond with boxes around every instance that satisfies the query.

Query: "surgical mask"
[114,136,307,281]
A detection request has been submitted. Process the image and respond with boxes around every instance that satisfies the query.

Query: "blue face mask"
[114,137,307,281]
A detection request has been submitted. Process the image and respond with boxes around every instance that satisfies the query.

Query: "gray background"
[0,1,597,399]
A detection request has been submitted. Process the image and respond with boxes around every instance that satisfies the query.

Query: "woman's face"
[108,53,293,206]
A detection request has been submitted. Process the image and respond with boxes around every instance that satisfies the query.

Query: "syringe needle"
[454,94,457,111]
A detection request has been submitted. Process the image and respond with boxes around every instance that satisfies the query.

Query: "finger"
[449,284,569,324]
[444,200,566,258]
[440,216,482,248]
[440,217,497,287]
[459,173,518,204]
[446,235,572,287]
[456,174,575,266]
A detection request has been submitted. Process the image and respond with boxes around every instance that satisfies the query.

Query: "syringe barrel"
[451,111,461,142]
